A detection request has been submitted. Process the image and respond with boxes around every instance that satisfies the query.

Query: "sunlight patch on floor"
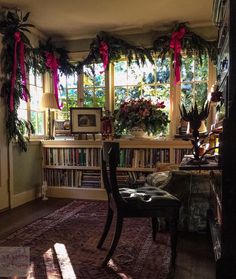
[54,243,76,279]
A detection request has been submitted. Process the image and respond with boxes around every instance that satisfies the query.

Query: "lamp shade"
[40,93,58,110]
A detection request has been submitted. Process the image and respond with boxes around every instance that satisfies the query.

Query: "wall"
[10,141,42,208]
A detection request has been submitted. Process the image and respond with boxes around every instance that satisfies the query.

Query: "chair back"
[102,142,123,206]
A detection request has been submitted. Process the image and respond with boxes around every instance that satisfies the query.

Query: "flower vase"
[130,127,146,138]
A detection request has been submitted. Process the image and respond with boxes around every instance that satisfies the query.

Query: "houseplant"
[179,101,210,162]
[114,98,169,137]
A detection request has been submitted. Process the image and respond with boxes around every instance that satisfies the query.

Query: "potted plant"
[180,101,210,162]
[114,98,169,137]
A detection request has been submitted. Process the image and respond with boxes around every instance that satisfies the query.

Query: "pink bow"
[10,31,28,112]
[45,52,62,109]
[169,27,186,85]
[99,41,109,73]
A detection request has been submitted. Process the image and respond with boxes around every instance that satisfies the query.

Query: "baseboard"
[11,189,41,208]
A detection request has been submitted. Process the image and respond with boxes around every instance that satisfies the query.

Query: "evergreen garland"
[0,9,35,151]
[0,9,218,152]
[153,22,218,64]
[32,39,75,76]
[76,31,154,73]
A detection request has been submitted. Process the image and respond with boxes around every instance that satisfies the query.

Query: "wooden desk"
[179,155,220,171]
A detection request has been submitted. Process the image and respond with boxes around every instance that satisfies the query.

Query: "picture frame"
[70,107,102,134]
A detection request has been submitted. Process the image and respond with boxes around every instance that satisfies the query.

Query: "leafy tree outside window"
[83,63,105,108]
[58,73,78,120]
[18,70,44,135]
[114,57,170,117]
[181,55,209,110]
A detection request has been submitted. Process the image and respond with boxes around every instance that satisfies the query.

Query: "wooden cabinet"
[213,0,236,277]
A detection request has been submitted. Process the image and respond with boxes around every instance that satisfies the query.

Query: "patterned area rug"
[0,200,171,279]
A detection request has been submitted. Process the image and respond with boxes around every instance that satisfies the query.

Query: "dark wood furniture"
[213,0,236,277]
[97,141,181,266]
[179,155,220,171]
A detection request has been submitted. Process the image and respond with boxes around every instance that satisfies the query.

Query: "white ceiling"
[0,0,215,40]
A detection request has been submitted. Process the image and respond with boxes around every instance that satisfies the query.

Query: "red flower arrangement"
[114,98,169,135]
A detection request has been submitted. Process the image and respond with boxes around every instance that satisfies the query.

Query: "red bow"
[99,41,109,73]
[10,32,28,112]
[169,27,186,85]
[45,52,62,109]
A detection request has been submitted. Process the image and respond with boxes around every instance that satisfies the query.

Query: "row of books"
[174,148,192,164]
[44,169,101,188]
[44,148,101,167]
[119,148,170,168]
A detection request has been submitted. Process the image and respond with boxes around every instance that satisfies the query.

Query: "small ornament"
[101,110,113,139]
[42,180,48,201]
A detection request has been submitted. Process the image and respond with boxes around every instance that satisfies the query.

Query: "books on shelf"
[42,142,192,189]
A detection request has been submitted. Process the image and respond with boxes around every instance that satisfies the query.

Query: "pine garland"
[0,9,35,151]
[0,9,218,152]
[76,31,155,73]
[153,22,218,64]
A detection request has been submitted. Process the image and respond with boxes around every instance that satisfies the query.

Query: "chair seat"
[119,186,180,209]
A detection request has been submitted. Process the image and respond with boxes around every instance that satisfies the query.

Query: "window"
[181,55,209,109]
[83,63,105,108]
[29,70,44,135]
[18,70,44,136]
[58,73,78,120]
[114,57,171,115]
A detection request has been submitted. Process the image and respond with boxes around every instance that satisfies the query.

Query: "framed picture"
[70,107,102,134]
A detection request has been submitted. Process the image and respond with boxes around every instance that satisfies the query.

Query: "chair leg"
[97,207,113,249]
[169,217,178,266]
[152,217,158,241]
[102,214,123,267]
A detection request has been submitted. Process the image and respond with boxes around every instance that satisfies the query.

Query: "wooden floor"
[0,198,215,279]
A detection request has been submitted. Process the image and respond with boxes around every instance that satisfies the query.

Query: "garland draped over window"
[0,8,217,151]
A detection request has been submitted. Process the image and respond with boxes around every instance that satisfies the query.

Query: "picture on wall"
[70,107,102,134]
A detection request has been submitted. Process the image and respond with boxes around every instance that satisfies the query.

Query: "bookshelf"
[41,139,192,200]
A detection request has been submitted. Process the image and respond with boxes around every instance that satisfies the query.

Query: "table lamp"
[40,92,58,139]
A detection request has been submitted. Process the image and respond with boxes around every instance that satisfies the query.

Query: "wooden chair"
[97,142,181,267]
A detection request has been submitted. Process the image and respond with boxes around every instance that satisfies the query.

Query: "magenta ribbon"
[169,27,186,85]
[99,41,109,73]
[10,32,28,112]
[45,52,62,109]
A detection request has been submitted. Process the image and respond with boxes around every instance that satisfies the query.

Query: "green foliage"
[153,22,217,64]
[0,9,35,151]
[179,101,210,131]
[77,31,155,73]
[114,99,169,136]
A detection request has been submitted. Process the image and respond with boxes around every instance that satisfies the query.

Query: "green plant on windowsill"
[179,101,210,163]
[114,98,170,137]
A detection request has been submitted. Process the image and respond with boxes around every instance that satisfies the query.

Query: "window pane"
[141,61,155,84]
[128,86,141,99]
[181,56,194,82]
[195,83,208,107]
[95,88,105,107]
[156,84,170,110]
[84,88,94,107]
[31,111,44,135]
[127,61,143,85]
[84,64,105,87]
[67,74,77,88]
[156,58,170,83]
[36,74,43,87]
[181,83,194,109]
[194,56,208,81]
[59,74,67,87]
[18,109,27,120]
[114,61,127,86]
[114,87,127,109]
[29,70,35,85]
